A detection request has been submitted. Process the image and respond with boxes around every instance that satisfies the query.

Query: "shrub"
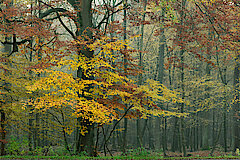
[126,147,151,157]
[6,136,29,155]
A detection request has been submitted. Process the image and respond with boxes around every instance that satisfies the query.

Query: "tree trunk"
[136,0,147,148]
[179,0,187,156]
[171,118,179,152]
[148,117,154,149]
[0,34,12,156]
[122,118,128,153]
[233,53,240,151]
[137,119,141,148]
[122,0,128,153]
[157,6,167,156]
[0,110,6,156]
[67,0,95,156]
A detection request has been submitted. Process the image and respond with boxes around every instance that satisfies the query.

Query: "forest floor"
[0,150,239,159]
[165,150,233,157]
[102,149,237,156]
[0,155,239,160]
[96,149,240,159]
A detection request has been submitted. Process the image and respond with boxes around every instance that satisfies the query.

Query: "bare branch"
[40,8,68,19]
[39,0,76,39]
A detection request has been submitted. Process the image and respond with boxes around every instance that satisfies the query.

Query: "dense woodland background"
[0,0,239,157]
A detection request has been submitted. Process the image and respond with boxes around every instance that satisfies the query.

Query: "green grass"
[0,155,239,160]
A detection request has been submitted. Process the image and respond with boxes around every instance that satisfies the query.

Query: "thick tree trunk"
[68,0,95,156]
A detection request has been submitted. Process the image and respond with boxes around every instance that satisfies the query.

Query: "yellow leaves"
[0,53,32,110]
[87,36,130,63]
[73,100,114,125]
[114,128,125,132]
[24,32,189,129]
[79,126,88,136]
[185,75,233,113]
[139,79,183,104]
[64,127,74,135]
[198,0,216,5]
[235,148,240,156]
[185,0,216,4]
[0,91,6,95]
[26,60,117,123]
[13,0,32,5]
[133,105,188,118]
[28,69,80,94]
[128,79,188,118]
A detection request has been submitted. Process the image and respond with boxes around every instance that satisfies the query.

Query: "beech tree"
[0,0,239,157]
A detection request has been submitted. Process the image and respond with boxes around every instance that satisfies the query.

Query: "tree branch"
[40,8,68,19]
[103,104,133,147]
[95,0,126,29]
[194,2,221,37]
[1,39,30,45]
[39,0,76,39]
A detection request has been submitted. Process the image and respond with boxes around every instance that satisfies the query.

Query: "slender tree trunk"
[210,120,223,156]
[223,84,227,152]
[122,118,128,152]
[136,119,141,147]
[0,33,12,156]
[136,0,148,149]
[162,117,167,153]
[148,117,154,149]
[179,0,187,156]
[117,121,121,149]
[0,110,6,156]
[28,115,33,152]
[212,109,215,147]
[233,53,240,151]
[179,34,187,157]
[157,5,168,156]
[171,118,179,152]
[28,48,33,151]
[28,0,34,151]
[203,46,211,150]
[60,109,71,154]
[121,0,128,153]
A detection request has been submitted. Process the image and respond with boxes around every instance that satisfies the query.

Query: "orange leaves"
[0,139,8,144]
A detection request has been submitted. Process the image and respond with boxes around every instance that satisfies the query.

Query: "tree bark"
[69,0,95,156]
[179,0,187,156]
[233,53,240,151]
[122,0,128,153]
[0,110,6,156]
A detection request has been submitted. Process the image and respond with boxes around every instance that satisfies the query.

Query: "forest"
[0,0,239,159]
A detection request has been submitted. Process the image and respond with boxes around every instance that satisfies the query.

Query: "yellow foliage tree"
[26,36,186,136]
